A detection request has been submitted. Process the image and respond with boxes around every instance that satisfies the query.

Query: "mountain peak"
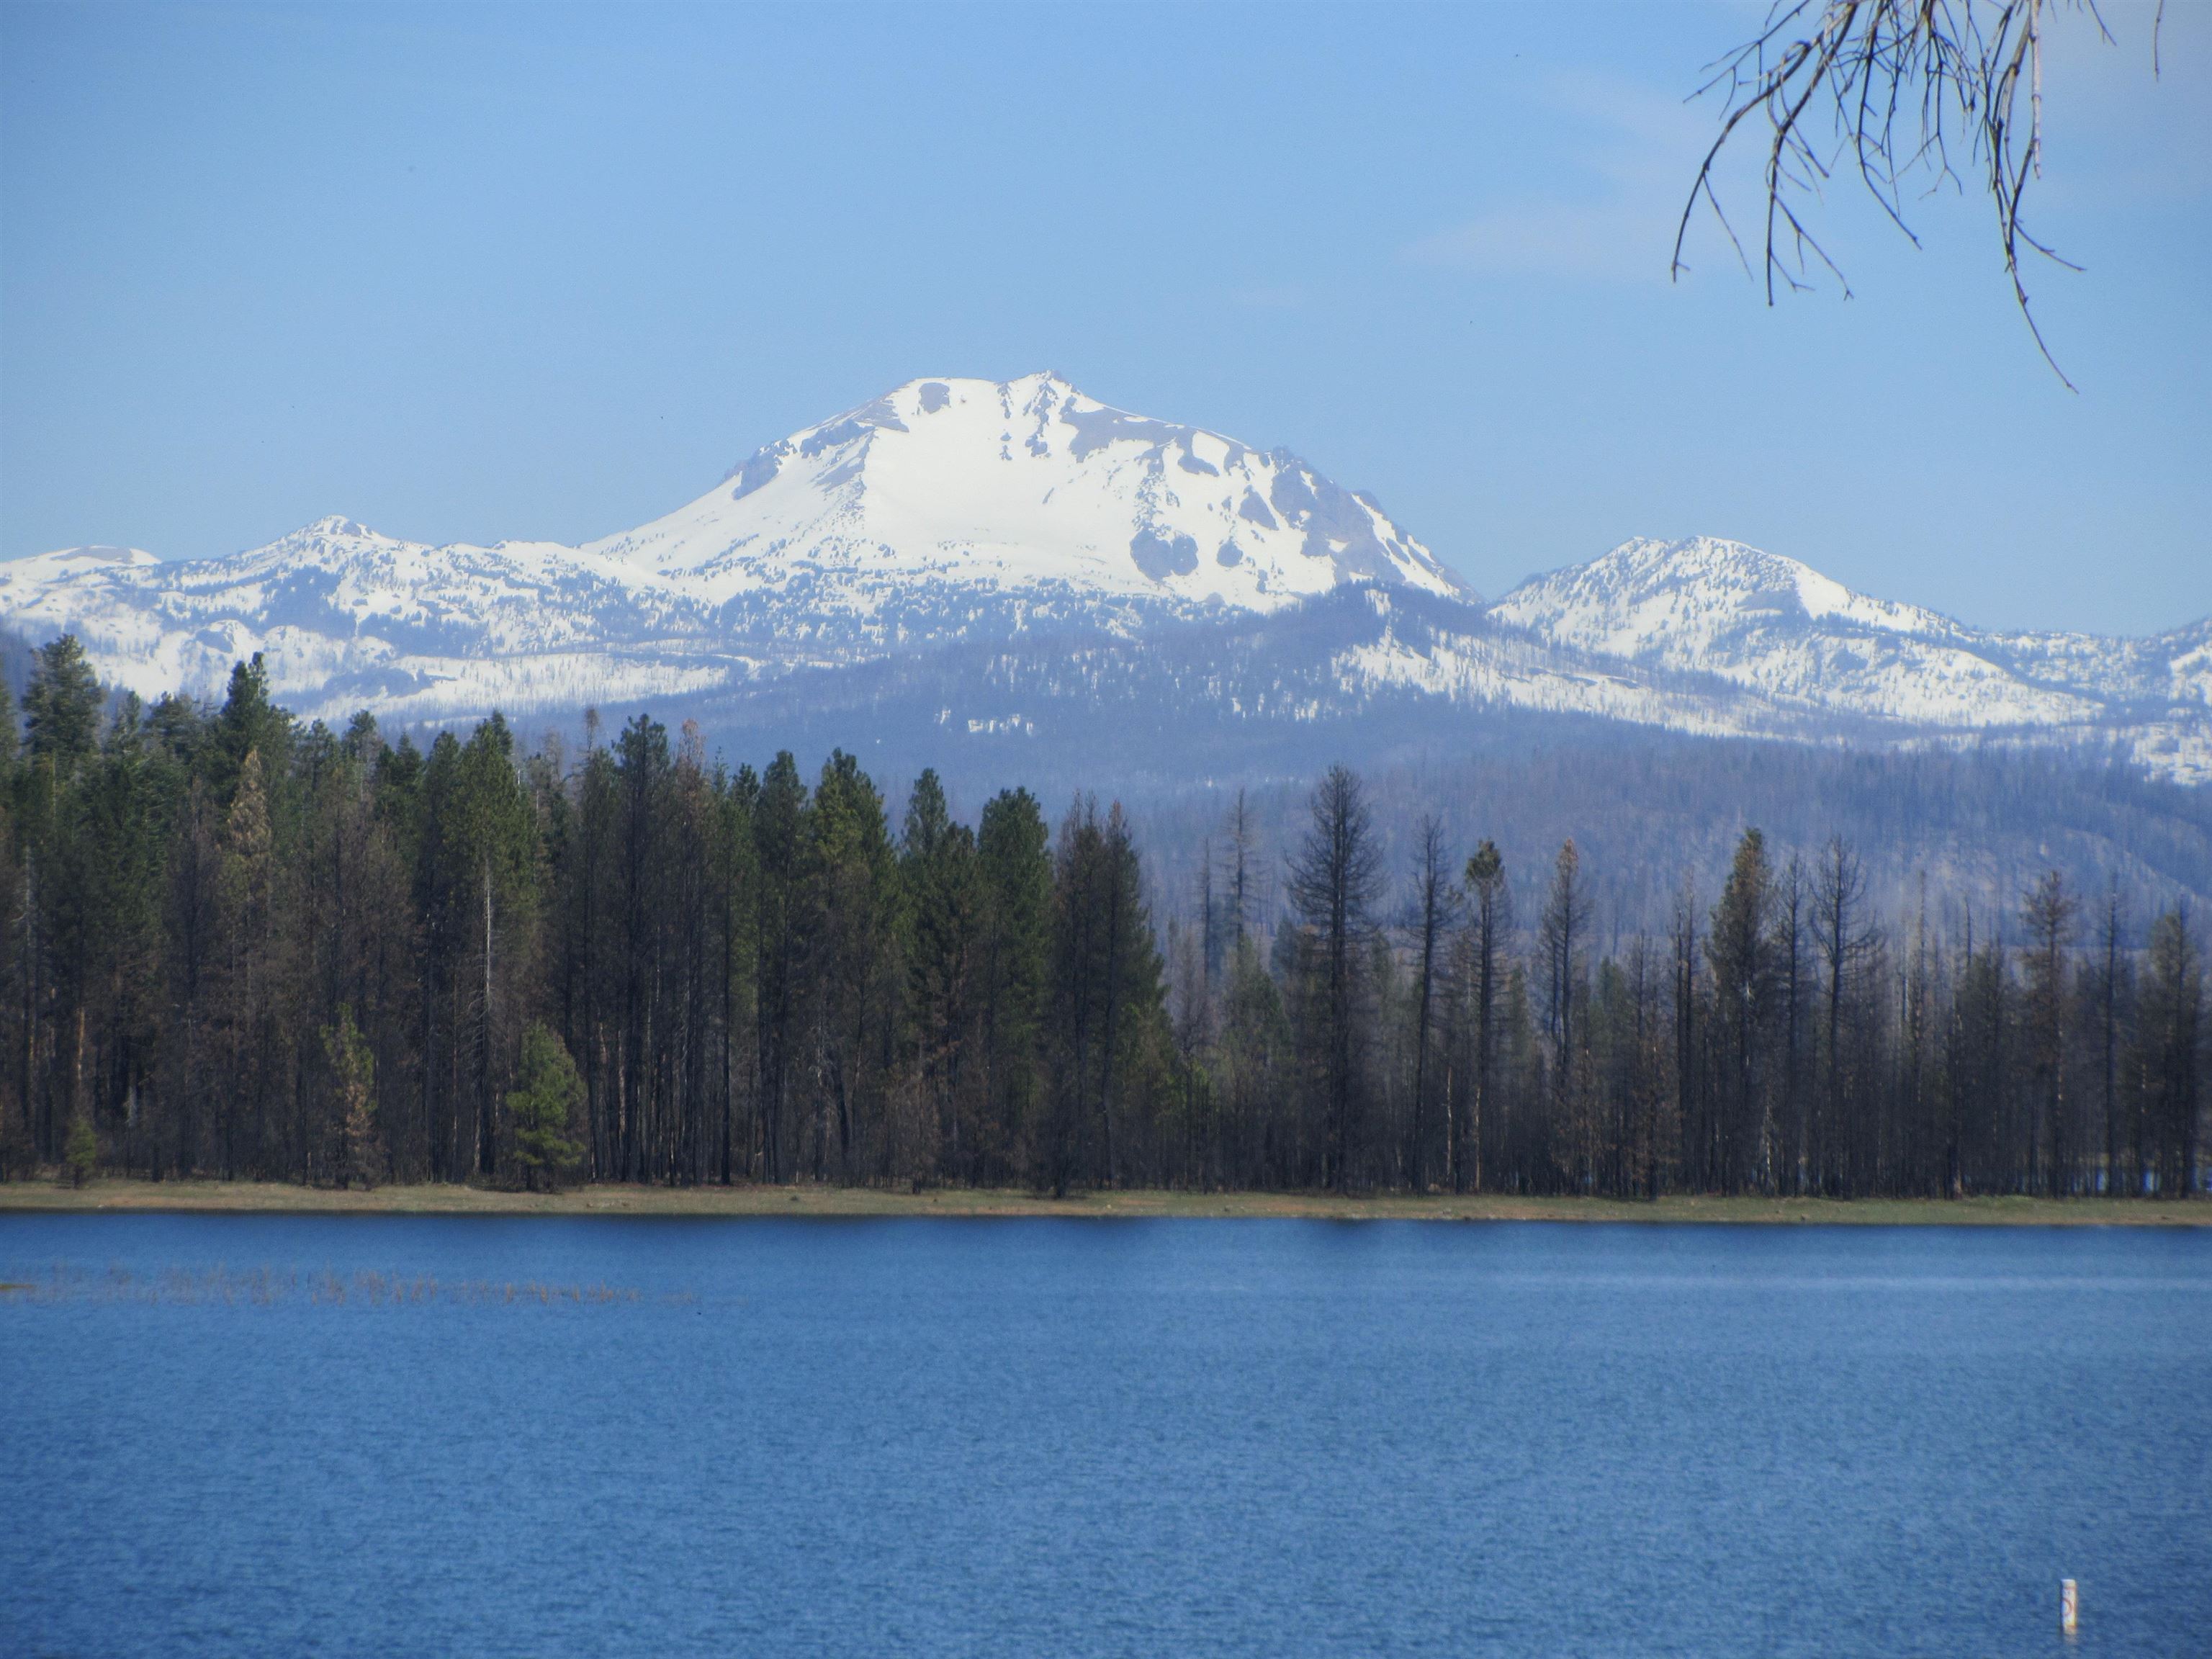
[1588,534,1830,595]
[241,515,416,554]
[1503,535,1968,643]
[1488,534,2211,740]
[724,373,1092,484]
[620,373,1470,608]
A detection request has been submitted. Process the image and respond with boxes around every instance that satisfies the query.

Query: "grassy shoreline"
[1,1178,2206,1225]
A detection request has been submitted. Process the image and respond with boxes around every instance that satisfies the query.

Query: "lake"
[3,1214,2207,1657]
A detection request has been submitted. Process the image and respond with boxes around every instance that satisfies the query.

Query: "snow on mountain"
[0,515,731,719]
[1491,536,2211,780]
[0,374,1465,721]
[595,372,1467,623]
[1321,586,1817,742]
[1,381,2203,785]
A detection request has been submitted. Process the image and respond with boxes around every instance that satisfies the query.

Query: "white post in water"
[2060,1578,2079,1635]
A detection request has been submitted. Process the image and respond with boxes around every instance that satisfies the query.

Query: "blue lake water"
[3,1215,2208,1658]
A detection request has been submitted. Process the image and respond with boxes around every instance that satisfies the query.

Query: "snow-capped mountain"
[0,519,734,718]
[1492,536,2211,780]
[0,373,1464,721]
[1,377,2204,785]
[601,373,1465,624]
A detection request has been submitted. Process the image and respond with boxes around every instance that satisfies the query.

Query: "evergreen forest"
[3,637,2203,1200]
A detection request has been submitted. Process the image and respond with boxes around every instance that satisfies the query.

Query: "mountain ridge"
[1,375,2204,783]
[1492,535,2210,775]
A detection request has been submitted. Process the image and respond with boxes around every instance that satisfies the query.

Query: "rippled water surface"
[4,1214,2208,1658]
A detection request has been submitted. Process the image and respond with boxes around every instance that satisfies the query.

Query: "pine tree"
[1706,829,1775,1192]
[1498,962,1539,1192]
[751,752,809,1184]
[508,1021,585,1192]
[1539,840,1591,1190]
[2020,869,2078,1195]
[976,788,1051,1184]
[0,678,17,779]
[1043,797,1163,1192]
[2135,909,2203,1200]
[1671,879,1705,1191]
[902,770,981,1183]
[456,714,539,1181]
[1814,837,1877,1195]
[204,655,292,807]
[1218,932,1291,1187]
[1948,910,2013,1194]
[560,729,619,1180]
[2090,881,2130,1196]
[711,762,759,1187]
[1458,839,1510,1194]
[76,699,172,1179]
[806,750,897,1182]
[1773,855,1807,1193]
[323,1003,381,1190]
[215,748,278,1177]
[63,1107,98,1187]
[23,635,102,774]
[1286,765,1382,1194]
[1403,816,1455,1192]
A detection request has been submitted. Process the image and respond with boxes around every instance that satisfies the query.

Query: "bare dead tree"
[1676,0,2164,388]
[1288,765,1385,1194]
[1405,816,1457,1193]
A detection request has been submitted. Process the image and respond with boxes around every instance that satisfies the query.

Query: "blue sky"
[1,1,2204,634]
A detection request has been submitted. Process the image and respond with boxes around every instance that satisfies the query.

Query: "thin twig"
[1674,0,2143,389]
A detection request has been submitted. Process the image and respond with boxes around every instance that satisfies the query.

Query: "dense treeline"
[3,637,2203,1197]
